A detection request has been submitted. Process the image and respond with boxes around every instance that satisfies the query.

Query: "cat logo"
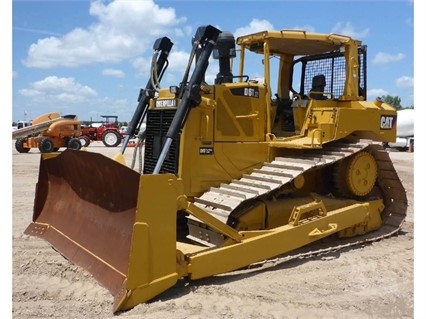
[380,115,396,130]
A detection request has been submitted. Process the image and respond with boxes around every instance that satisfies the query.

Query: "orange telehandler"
[13,112,82,153]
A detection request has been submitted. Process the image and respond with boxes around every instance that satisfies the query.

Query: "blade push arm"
[120,37,174,154]
[153,25,222,174]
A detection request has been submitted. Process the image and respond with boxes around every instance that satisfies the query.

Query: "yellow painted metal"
[309,223,337,237]
[236,30,397,146]
[177,101,269,196]
[113,174,183,312]
[263,38,272,134]
[213,83,266,142]
[268,100,397,148]
[293,175,305,189]
[234,201,267,231]
[186,200,382,280]
[265,195,369,230]
[112,172,383,311]
[40,152,61,160]
[288,199,327,226]
[345,151,378,196]
[184,202,243,242]
[112,152,126,166]
[173,29,397,196]
[338,200,383,237]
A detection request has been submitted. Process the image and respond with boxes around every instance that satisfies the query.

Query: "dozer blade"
[25,150,140,295]
[25,150,139,294]
[25,149,183,313]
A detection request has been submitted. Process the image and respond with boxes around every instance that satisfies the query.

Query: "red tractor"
[78,115,124,147]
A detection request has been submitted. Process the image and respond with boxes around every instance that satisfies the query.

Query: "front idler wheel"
[333,151,378,197]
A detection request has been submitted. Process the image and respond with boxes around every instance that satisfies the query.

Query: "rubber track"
[187,140,407,260]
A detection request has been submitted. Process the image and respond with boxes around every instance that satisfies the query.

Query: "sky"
[9,0,415,124]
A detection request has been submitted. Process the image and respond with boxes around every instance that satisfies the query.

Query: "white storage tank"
[396,109,414,137]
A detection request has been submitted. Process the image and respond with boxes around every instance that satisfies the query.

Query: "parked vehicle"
[119,126,128,134]
[12,120,31,131]
[79,115,123,147]
[13,112,82,153]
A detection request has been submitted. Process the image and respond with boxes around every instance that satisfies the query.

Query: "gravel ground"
[11,142,415,318]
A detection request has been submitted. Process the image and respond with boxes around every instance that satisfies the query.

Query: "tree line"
[382,95,414,110]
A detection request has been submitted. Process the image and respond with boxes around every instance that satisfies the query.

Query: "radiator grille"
[143,109,179,174]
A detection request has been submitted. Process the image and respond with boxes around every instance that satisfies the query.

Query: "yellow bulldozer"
[24,25,406,313]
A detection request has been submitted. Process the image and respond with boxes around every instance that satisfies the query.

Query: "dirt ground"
[11,141,415,319]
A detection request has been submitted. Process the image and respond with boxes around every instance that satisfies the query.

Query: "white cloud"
[18,73,172,121]
[372,52,405,65]
[234,19,274,38]
[56,92,89,104]
[132,49,191,83]
[132,47,221,86]
[396,76,414,88]
[174,26,193,38]
[18,88,43,97]
[31,76,97,97]
[292,25,316,33]
[167,50,192,73]
[132,56,152,77]
[19,75,98,108]
[331,22,369,39]
[22,0,186,69]
[367,88,389,99]
[102,68,125,78]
